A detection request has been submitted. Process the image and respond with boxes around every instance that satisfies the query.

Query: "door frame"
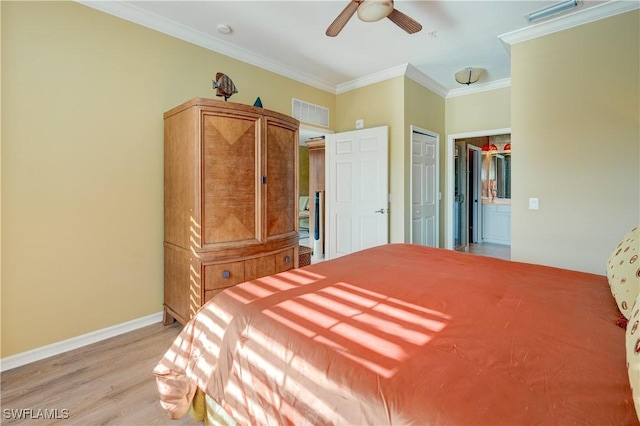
[468,144,482,244]
[298,124,333,251]
[409,125,440,247]
[453,139,467,250]
[445,128,511,249]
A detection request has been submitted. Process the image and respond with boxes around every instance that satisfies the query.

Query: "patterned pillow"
[626,292,640,422]
[607,227,640,319]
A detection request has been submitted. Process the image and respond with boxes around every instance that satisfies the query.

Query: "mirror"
[483,152,511,199]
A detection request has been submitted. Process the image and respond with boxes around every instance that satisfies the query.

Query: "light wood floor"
[1,322,201,426]
[457,242,511,261]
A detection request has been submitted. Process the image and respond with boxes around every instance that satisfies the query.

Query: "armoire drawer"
[244,255,275,281]
[204,261,245,291]
[275,247,295,272]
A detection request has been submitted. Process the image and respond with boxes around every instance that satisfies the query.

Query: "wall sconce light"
[455,67,484,85]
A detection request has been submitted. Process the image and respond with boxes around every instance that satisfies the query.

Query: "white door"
[326,126,389,259]
[411,128,439,247]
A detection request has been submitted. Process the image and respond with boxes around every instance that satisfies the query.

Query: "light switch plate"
[529,197,539,210]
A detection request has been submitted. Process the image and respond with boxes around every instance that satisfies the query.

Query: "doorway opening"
[446,128,512,260]
[299,125,332,256]
[454,140,482,250]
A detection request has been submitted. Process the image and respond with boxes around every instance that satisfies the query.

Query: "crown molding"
[78,0,628,101]
[76,0,337,93]
[336,64,408,94]
[405,64,510,99]
[405,64,449,98]
[499,0,639,48]
[76,1,456,98]
[446,78,512,98]
[337,64,451,97]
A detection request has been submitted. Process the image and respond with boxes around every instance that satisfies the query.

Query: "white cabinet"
[482,204,511,245]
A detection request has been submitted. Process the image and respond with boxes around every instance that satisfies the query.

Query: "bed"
[154,242,640,425]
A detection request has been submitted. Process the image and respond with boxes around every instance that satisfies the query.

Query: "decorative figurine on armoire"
[212,72,238,101]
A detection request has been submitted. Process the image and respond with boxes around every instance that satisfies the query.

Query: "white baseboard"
[0,312,164,372]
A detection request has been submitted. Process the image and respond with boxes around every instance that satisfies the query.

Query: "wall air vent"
[292,98,329,128]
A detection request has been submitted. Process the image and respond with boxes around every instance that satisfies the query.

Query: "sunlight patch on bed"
[277,268,326,284]
[261,281,451,379]
[223,327,349,425]
[224,381,251,425]
[277,299,342,329]
[196,307,232,346]
[263,309,317,338]
[224,269,326,304]
[185,304,237,385]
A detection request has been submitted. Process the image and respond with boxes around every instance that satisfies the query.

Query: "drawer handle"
[221,270,231,279]
[284,255,291,264]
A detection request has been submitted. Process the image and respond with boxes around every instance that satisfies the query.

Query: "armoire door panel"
[202,113,259,245]
[265,121,297,239]
[164,112,197,250]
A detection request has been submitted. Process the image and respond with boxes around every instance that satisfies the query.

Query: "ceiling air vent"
[292,98,329,128]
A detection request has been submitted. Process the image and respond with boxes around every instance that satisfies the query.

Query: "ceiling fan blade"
[326,0,360,37]
[387,8,422,34]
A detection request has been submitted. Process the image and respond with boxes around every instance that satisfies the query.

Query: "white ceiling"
[78,0,633,99]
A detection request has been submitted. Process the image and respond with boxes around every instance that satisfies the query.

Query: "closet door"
[201,109,260,248]
[264,117,298,241]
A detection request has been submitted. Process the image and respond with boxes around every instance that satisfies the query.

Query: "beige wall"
[1,1,334,357]
[404,78,446,244]
[510,10,639,273]
[299,146,309,196]
[446,87,511,135]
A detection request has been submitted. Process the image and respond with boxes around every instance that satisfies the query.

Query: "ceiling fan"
[326,0,422,37]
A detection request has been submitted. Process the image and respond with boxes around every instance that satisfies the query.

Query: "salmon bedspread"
[154,244,638,425]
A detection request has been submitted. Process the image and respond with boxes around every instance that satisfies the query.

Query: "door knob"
[374,208,386,214]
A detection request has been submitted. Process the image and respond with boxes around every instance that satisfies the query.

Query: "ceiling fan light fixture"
[357,0,394,22]
[455,67,484,86]
[217,24,232,35]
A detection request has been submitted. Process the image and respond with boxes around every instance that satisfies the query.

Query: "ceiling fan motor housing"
[326,0,420,37]
[357,0,394,22]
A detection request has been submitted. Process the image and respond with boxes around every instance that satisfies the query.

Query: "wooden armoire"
[163,98,299,325]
